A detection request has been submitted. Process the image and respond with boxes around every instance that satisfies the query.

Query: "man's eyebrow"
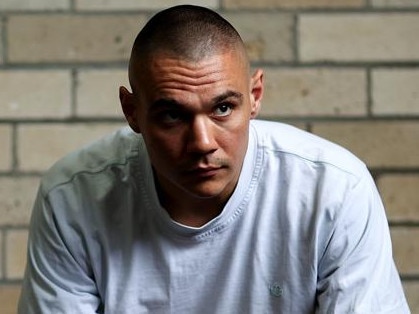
[212,90,243,104]
[149,98,181,110]
[149,90,243,111]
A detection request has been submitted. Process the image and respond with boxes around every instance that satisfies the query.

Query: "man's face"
[121,51,263,204]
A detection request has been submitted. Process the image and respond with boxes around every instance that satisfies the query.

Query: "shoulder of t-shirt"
[39,126,142,195]
[250,119,368,179]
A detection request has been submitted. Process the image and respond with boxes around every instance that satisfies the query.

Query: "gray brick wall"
[1,0,418,312]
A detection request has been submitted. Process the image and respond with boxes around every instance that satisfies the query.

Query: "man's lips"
[185,165,224,177]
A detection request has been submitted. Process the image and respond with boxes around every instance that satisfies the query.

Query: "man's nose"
[186,116,217,154]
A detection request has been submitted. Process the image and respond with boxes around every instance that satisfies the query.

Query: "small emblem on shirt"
[269,283,283,297]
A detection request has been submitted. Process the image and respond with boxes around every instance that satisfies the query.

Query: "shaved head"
[128,5,249,90]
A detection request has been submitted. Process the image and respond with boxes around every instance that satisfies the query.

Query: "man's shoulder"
[40,126,142,195]
[251,119,367,177]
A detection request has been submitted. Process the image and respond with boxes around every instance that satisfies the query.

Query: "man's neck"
[158,189,227,228]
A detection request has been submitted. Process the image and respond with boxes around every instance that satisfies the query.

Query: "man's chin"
[179,180,230,199]
[180,177,238,201]
[183,187,225,200]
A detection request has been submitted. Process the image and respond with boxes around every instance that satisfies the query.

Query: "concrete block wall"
[0,0,418,312]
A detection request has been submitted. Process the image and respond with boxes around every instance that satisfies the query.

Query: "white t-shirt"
[19,120,410,313]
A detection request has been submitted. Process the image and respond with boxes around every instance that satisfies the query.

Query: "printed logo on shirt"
[269,283,283,297]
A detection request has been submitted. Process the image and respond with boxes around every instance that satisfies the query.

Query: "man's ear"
[119,86,141,133]
[249,69,264,119]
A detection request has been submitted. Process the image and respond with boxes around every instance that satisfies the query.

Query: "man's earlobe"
[119,86,141,133]
[250,69,264,118]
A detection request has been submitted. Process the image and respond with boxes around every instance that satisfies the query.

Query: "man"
[19,5,409,313]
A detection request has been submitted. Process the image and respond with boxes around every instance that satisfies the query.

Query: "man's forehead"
[139,49,245,70]
[130,51,249,97]
[131,48,247,78]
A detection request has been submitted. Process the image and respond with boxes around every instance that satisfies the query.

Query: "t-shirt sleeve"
[316,170,410,313]
[18,188,102,314]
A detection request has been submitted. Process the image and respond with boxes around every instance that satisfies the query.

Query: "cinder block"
[0,125,12,171]
[372,0,419,7]
[372,69,419,116]
[403,281,419,314]
[311,121,419,168]
[223,13,293,63]
[377,175,419,223]
[0,70,71,119]
[5,229,28,280]
[75,0,217,10]
[76,69,128,118]
[0,23,3,65]
[0,285,21,314]
[223,0,364,9]
[18,123,126,172]
[261,68,366,117]
[0,177,40,226]
[0,232,2,278]
[300,13,419,62]
[0,0,69,10]
[283,122,309,132]
[391,227,419,275]
[7,15,148,63]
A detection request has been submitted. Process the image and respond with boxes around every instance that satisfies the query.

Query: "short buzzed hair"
[130,5,246,65]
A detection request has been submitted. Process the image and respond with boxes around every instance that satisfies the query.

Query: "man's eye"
[213,104,233,117]
[164,111,181,122]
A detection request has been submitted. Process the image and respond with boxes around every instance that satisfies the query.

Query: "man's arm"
[316,171,410,313]
[18,188,102,314]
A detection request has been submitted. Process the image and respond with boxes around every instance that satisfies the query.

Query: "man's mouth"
[186,165,224,178]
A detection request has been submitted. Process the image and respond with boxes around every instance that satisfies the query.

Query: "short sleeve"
[316,171,410,313]
[18,188,102,314]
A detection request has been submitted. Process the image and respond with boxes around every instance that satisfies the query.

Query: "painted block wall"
[1,0,418,312]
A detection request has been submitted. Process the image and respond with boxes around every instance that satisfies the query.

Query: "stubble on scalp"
[128,5,249,94]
